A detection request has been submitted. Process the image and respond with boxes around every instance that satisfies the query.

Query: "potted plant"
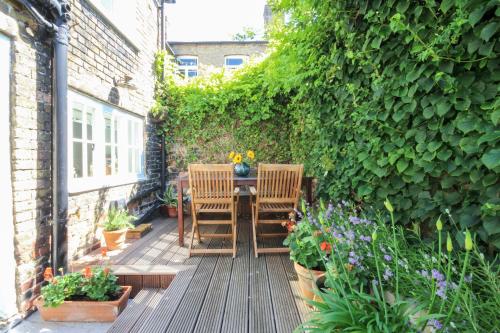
[283,208,326,303]
[228,150,255,177]
[102,208,136,250]
[35,267,131,322]
[157,184,178,217]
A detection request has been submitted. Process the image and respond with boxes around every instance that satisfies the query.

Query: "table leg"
[306,178,313,204]
[177,178,184,246]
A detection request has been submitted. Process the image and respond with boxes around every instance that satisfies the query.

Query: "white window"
[176,56,198,79]
[89,0,138,47]
[225,55,248,70]
[68,91,145,192]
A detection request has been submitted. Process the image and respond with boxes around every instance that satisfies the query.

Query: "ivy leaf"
[456,116,476,133]
[469,6,488,26]
[358,184,373,196]
[396,159,409,173]
[436,101,451,116]
[483,219,500,236]
[481,149,500,169]
[477,131,500,145]
[423,107,434,119]
[427,141,442,152]
[480,22,499,42]
[440,0,454,13]
[437,149,452,161]
[491,109,500,125]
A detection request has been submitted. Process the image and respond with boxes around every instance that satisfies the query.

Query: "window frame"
[68,91,146,193]
[224,55,248,71]
[176,55,198,80]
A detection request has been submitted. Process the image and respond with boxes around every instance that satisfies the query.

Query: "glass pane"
[114,118,119,143]
[226,57,244,66]
[114,146,119,174]
[128,148,133,173]
[105,116,111,143]
[135,148,139,174]
[105,145,112,175]
[177,57,197,66]
[87,143,94,177]
[128,120,133,145]
[86,111,93,140]
[73,142,83,178]
[134,122,139,146]
[72,109,82,139]
[187,70,198,77]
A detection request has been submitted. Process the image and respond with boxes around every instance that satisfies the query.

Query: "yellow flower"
[228,151,235,160]
[465,229,473,251]
[233,154,242,164]
[247,150,255,160]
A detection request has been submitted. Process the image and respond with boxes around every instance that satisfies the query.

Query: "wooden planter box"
[34,286,132,322]
[127,223,152,239]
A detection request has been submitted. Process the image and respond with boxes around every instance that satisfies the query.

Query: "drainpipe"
[160,0,166,193]
[51,1,71,273]
[18,0,71,273]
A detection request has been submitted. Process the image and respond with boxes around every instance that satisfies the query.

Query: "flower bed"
[285,200,499,332]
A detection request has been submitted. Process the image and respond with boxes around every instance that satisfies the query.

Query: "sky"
[165,0,268,42]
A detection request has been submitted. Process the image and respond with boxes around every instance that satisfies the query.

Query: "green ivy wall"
[154,0,500,248]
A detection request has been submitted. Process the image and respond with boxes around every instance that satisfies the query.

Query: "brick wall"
[0,0,162,316]
[169,41,268,76]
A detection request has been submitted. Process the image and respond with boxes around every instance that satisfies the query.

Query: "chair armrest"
[249,186,257,196]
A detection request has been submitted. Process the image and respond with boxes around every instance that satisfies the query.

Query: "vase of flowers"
[229,150,254,177]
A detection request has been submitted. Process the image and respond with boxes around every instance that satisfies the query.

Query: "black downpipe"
[160,0,166,193]
[52,1,71,273]
[19,0,71,273]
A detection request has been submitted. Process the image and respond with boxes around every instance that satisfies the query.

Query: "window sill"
[69,175,147,195]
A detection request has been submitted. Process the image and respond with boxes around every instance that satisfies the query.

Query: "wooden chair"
[188,164,239,258]
[250,163,303,257]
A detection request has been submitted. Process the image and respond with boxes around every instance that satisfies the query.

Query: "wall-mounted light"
[114,74,138,90]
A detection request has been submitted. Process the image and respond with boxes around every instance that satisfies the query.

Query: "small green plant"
[283,206,327,271]
[157,185,178,207]
[41,267,122,307]
[103,208,136,232]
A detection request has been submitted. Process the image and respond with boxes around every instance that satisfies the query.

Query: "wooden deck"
[107,216,309,333]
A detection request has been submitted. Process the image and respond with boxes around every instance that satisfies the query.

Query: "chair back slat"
[256,164,303,208]
[188,164,234,204]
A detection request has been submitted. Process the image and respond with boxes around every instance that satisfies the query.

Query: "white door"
[0,33,17,320]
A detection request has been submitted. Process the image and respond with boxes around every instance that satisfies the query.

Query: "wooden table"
[176,170,313,246]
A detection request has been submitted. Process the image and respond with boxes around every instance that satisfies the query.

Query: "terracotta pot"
[103,229,128,250]
[294,262,325,304]
[160,205,178,217]
[167,206,178,218]
[35,286,132,322]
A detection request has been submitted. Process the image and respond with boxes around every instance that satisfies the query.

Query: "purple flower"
[464,274,472,283]
[345,230,355,241]
[360,235,371,242]
[332,229,343,239]
[428,319,443,330]
[436,288,447,299]
[348,257,358,265]
[349,216,361,225]
[383,267,393,281]
[325,203,334,219]
[361,218,372,225]
[384,255,392,262]
[419,270,430,279]
[432,269,444,282]
[372,279,379,286]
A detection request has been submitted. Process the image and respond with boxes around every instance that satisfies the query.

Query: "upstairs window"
[225,55,248,70]
[176,56,198,79]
